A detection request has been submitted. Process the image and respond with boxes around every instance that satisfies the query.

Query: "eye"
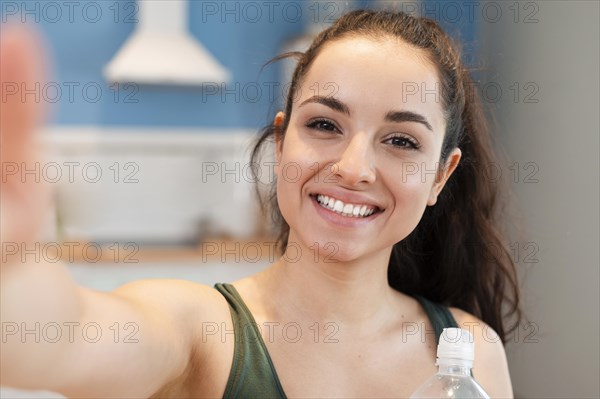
[306,118,340,133]
[385,135,421,150]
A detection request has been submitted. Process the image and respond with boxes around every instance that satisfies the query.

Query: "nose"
[333,133,376,186]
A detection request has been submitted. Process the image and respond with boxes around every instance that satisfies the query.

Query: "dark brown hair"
[250,10,520,343]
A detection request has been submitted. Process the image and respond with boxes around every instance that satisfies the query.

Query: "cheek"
[276,134,322,184]
[274,141,315,219]
[387,167,436,210]
[275,170,296,235]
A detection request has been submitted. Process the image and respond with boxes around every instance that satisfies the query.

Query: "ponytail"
[250,9,522,343]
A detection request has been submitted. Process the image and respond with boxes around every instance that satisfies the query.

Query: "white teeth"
[315,194,377,218]
[334,200,344,212]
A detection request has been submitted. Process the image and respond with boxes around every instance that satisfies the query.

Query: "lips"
[315,194,378,218]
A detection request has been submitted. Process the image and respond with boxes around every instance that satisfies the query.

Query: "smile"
[315,194,378,218]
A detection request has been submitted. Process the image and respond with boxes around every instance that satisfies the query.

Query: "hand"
[1,25,52,263]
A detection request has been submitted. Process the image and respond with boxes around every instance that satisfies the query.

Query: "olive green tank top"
[214,283,458,399]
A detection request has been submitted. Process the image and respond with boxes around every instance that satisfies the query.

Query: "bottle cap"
[436,328,474,366]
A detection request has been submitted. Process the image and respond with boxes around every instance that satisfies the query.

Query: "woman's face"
[275,36,461,263]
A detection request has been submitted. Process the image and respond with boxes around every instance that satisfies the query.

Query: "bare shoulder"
[449,308,514,399]
[112,278,228,309]
[110,278,232,333]
[108,279,235,397]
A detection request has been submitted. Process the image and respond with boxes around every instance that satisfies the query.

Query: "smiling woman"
[1,8,519,399]
[252,8,519,333]
[272,36,457,264]
[246,10,520,396]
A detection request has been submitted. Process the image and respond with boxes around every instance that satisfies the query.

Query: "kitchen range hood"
[104,0,230,86]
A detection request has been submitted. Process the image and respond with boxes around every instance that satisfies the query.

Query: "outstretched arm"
[0,25,214,398]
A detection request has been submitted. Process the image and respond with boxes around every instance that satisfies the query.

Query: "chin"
[302,238,383,264]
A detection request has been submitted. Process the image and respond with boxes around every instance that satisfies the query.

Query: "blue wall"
[1,0,478,129]
[1,0,309,128]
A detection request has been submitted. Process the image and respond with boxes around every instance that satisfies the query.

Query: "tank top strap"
[414,295,459,344]
[214,283,287,399]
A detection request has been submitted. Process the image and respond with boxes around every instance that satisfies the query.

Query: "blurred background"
[1,0,598,398]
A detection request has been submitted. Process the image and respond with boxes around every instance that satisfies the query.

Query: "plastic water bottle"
[410,328,491,398]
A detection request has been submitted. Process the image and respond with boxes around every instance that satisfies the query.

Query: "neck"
[258,235,401,326]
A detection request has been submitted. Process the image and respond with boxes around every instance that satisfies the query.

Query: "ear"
[427,148,462,206]
[273,111,285,164]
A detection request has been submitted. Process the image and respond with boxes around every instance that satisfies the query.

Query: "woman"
[1,10,519,398]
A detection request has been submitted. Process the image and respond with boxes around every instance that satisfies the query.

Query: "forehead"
[296,36,445,130]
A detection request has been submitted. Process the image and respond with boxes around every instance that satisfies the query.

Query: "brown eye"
[306,118,339,132]
[386,135,421,150]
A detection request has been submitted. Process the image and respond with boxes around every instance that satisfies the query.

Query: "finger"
[0,24,47,164]
[1,25,51,253]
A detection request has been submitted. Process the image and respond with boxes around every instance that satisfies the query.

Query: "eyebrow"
[384,110,433,132]
[299,95,433,132]
[300,95,351,116]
